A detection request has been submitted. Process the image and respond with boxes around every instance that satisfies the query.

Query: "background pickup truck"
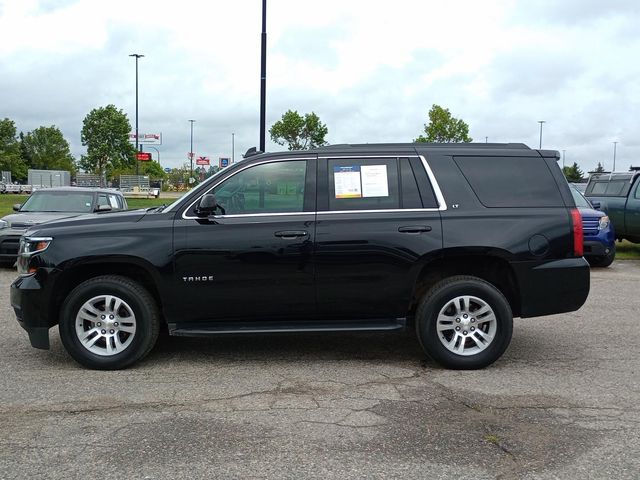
[585,170,640,243]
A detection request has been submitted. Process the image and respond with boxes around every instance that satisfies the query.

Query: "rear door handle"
[274,230,308,239]
[398,225,432,233]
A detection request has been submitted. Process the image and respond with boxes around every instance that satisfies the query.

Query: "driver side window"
[211,160,306,215]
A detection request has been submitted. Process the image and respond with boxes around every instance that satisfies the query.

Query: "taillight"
[570,208,583,257]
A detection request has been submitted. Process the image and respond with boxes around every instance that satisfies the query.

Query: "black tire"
[416,275,513,370]
[59,275,160,370]
[587,244,616,268]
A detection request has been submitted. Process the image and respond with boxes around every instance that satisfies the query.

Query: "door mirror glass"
[95,204,112,212]
[590,200,601,210]
[13,204,21,212]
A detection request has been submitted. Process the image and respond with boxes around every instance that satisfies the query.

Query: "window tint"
[328,158,399,211]
[605,180,629,196]
[211,161,306,215]
[455,156,563,207]
[97,194,109,207]
[590,182,607,195]
[635,180,640,199]
[400,158,422,208]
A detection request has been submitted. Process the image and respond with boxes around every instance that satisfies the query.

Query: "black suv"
[11,143,590,370]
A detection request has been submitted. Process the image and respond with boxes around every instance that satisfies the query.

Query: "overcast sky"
[1,0,638,172]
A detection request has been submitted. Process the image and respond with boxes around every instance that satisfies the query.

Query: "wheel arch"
[410,252,521,320]
[50,257,164,325]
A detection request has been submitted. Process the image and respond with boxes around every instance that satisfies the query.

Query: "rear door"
[314,155,443,319]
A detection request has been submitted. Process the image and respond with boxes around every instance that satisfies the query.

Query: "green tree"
[269,110,328,150]
[594,162,606,173]
[563,162,585,182]
[80,105,135,184]
[140,161,166,180]
[0,118,28,181]
[22,126,76,173]
[414,104,472,143]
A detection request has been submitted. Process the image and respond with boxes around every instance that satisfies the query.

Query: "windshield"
[570,186,592,208]
[20,191,94,213]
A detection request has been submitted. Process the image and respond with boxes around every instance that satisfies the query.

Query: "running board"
[169,318,407,336]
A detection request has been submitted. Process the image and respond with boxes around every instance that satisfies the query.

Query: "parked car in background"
[571,182,587,193]
[0,187,128,267]
[570,184,616,267]
[584,170,640,244]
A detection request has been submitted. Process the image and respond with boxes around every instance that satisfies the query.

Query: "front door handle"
[398,225,432,233]
[274,230,308,239]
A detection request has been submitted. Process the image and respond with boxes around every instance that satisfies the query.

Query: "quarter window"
[210,161,306,215]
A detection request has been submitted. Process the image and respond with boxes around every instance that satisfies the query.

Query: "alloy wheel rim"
[436,295,497,356]
[74,295,136,356]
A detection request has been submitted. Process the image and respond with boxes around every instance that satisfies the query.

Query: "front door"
[172,158,316,323]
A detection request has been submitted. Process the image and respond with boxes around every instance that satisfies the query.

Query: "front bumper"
[11,272,55,349]
[513,257,590,318]
[583,240,613,257]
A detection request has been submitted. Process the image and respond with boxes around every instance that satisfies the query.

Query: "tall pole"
[259,0,267,152]
[485,136,488,143]
[149,146,160,167]
[538,120,546,149]
[129,54,144,176]
[189,120,195,182]
[232,132,235,164]
[562,150,565,169]
[613,141,618,172]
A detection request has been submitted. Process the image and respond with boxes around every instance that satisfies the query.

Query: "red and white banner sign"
[196,156,210,166]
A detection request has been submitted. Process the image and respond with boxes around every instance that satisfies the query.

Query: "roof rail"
[312,142,532,151]
[243,147,264,158]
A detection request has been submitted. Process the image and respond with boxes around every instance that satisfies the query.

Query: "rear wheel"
[59,275,160,370]
[416,276,513,369]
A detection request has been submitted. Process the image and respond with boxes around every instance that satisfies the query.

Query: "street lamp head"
[129,53,145,58]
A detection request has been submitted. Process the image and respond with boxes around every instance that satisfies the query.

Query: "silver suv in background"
[0,187,128,267]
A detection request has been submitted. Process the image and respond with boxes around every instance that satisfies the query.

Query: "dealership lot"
[1,264,639,479]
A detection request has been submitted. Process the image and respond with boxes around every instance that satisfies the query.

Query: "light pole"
[259,0,267,152]
[129,53,144,176]
[538,120,546,149]
[149,146,160,167]
[612,141,618,172]
[189,119,195,182]
[232,132,235,164]
[562,149,566,169]
[485,136,488,143]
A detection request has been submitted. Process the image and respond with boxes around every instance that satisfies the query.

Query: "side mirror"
[196,194,225,217]
[95,204,112,212]
[13,204,21,212]
[590,200,601,210]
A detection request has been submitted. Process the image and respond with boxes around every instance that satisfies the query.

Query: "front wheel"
[416,276,513,370]
[59,275,160,370]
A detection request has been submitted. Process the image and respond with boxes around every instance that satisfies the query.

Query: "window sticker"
[334,166,362,198]
[361,165,389,197]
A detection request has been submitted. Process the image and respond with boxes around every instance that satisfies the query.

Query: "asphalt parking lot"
[1,264,639,480]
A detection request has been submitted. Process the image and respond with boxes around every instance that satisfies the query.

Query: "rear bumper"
[513,258,590,318]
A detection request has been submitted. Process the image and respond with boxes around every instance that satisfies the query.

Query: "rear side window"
[328,158,399,211]
[590,180,630,196]
[454,156,563,207]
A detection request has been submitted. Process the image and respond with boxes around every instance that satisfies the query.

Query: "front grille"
[582,216,600,236]
[0,238,20,255]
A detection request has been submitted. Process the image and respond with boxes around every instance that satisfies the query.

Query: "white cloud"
[0,0,638,171]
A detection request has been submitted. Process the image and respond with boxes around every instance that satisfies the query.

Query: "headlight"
[0,219,7,229]
[598,216,610,230]
[19,236,53,256]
